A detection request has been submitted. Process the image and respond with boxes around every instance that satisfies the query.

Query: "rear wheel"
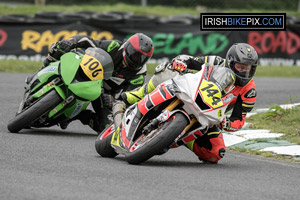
[125,112,189,165]
[7,90,61,133]
[95,124,118,158]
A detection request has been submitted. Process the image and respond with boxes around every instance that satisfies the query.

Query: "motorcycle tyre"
[125,112,188,165]
[95,124,118,158]
[7,90,61,133]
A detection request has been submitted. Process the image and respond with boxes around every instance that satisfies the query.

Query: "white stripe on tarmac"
[223,102,300,157]
[260,146,300,156]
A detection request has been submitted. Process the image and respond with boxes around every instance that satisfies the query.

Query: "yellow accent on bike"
[183,118,197,133]
[80,54,104,81]
[218,109,223,118]
[231,73,235,81]
[164,98,181,111]
[185,140,195,151]
[111,127,121,147]
[199,79,224,109]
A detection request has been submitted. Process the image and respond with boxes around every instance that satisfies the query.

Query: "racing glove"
[218,117,231,131]
[43,38,77,68]
[53,38,76,54]
[171,55,197,73]
[172,59,187,73]
[49,38,76,59]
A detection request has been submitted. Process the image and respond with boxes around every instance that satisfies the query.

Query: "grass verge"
[256,66,300,77]
[1,60,300,78]
[227,105,300,162]
[0,60,42,73]
[247,105,300,145]
[0,4,299,17]
[0,4,199,17]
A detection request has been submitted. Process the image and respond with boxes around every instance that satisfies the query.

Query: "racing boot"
[76,110,104,134]
[121,78,156,105]
[112,101,126,129]
[59,120,71,130]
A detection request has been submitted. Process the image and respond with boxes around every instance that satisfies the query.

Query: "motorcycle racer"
[27,33,154,132]
[119,43,258,163]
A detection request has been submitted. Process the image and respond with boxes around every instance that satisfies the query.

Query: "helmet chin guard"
[123,33,153,70]
[226,43,258,86]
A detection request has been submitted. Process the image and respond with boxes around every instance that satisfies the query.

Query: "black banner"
[0,16,300,66]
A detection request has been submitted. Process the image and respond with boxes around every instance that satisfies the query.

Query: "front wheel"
[7,90,61,133]
[125,112,189,165]
[95,124,118,158]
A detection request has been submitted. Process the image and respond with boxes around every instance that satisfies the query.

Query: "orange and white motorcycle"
[95,64,236,164]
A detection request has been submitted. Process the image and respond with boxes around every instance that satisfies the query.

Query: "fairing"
[111,64,234,153]
[28,48,113,123]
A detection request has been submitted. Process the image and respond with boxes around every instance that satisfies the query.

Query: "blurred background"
[1,0,300,11]
[0,0,300,78]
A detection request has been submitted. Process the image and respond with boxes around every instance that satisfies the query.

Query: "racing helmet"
[209,66,236,96]
[122,33,154,71]
[226,43,258,86]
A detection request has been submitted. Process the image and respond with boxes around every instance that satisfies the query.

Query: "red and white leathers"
[224,79,257,131]
[173,55,257,163]
[123,54,257,163]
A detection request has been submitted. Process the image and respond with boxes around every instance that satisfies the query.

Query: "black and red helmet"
[122,33,153,70]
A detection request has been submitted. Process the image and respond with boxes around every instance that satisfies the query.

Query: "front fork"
[164,98,181,111]
[163,98,200,146]
[17,77,60,115]
[17,77,72,115]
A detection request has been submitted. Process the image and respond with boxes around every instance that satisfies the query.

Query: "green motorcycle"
[7,48,114,133]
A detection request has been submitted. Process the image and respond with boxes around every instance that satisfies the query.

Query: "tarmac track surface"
[1,73,300,200]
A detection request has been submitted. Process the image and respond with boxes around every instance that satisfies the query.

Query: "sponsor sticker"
[70,102,84,118]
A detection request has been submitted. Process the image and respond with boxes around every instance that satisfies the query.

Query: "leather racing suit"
[44,35,147,132]
[121,55,257,163]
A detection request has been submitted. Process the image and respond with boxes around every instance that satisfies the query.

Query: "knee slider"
[219,148,226,158]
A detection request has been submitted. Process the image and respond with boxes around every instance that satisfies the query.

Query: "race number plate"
[199,79,224,109]
[80,55,104,81]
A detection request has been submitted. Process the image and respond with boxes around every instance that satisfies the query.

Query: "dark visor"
[125,43,149,68]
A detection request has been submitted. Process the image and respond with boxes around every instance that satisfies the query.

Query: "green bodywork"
[28,48,113,122]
